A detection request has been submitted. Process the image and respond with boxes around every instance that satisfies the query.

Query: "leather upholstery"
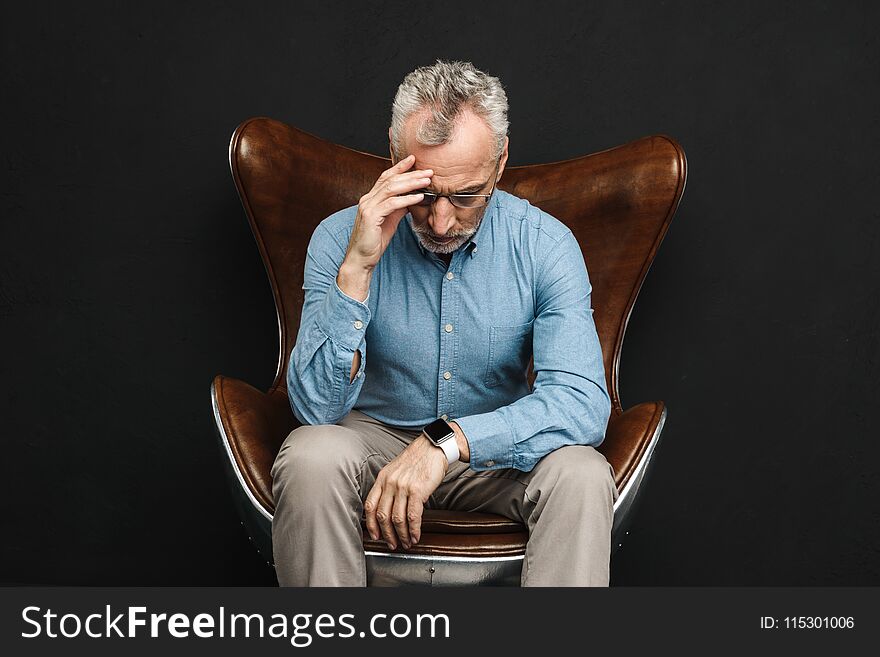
[213,117,686,558]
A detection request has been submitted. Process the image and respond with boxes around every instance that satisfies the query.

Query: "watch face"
[424,418,453,444]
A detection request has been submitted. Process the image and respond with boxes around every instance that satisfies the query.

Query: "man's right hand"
[342,153,432,271]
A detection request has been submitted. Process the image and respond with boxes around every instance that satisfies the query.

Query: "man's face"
[390,108,509,254]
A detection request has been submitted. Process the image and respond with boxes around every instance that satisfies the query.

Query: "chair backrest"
[229,117,686,413]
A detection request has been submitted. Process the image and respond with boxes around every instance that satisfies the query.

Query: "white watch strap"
[438,434,460,465]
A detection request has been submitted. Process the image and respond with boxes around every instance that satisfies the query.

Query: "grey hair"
[390,59,509,162]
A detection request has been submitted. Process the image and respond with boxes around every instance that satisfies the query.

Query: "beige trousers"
[270,409,618,586]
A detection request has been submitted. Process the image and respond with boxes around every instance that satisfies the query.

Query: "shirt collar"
[406,189,499,259]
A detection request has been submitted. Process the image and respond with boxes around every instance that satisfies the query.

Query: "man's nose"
[429,197,456,236]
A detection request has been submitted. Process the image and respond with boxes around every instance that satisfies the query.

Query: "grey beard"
[411,210,486,254]
[413,230,473,254]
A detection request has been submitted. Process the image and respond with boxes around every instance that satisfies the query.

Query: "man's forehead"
[413,154,492,189]
[402,108,496,177]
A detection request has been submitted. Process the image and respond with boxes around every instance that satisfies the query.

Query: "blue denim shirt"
[287,189,611,472]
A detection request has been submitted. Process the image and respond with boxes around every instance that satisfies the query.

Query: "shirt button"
[353,320,363,330]
[472,246,478,254]
[445,271,454,280]
[484,460,495,467]
[444,323,453,333]
[443,371,451,380]
[441,414,448,420]
[357,371,364,378]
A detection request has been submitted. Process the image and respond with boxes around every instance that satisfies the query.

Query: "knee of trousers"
[527,445,619,505]
[270,424,366,505]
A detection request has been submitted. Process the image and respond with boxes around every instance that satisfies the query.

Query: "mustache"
[411,225,475,239]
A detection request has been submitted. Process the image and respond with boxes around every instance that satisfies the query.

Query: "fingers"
[356,158,431,239]
[392,494,411,549]
[359,171,430,218]
[366,481,399,550]
[377,154,417,186]
[375,486,398,550]
[385,173,432,196]
[364,482,382,542]
[373,167,427,190]
[370,173,431,206]
[376,193,424,218]
[407,496,424,545]
[385,153,416,176]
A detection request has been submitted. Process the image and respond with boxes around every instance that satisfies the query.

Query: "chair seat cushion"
[360,510,527,557]
[419,509,525,534]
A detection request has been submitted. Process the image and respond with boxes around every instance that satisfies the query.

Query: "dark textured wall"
[2,0,878,585]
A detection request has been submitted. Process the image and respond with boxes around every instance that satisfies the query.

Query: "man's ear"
[496,136,510,180]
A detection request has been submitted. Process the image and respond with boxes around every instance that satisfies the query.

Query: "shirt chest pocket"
[484,320,534,388]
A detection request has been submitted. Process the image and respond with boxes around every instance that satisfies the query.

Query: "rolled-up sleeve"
[454,231,611,472]
[287,221,370,425]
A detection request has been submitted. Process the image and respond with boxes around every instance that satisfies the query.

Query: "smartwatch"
[422,418,460,465]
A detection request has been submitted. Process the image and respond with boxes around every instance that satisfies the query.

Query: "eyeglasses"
[411,158,501,209]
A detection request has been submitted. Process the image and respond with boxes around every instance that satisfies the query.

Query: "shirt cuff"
[453,412,516,471]
[314,279,371,352]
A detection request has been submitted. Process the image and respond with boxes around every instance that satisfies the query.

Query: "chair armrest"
[212,374,299,513]
[599,401,666,490]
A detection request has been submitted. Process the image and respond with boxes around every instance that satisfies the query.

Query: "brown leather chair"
[211,117,687,585]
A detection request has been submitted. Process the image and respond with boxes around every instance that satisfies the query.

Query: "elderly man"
[271,59,617,587]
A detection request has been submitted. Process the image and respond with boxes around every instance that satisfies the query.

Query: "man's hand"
[343,154,433,271]
[364,435,447,550]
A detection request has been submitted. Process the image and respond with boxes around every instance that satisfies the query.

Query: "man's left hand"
[364,435,447,550]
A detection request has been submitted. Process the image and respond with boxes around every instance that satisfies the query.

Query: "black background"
[2,0,878,585]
